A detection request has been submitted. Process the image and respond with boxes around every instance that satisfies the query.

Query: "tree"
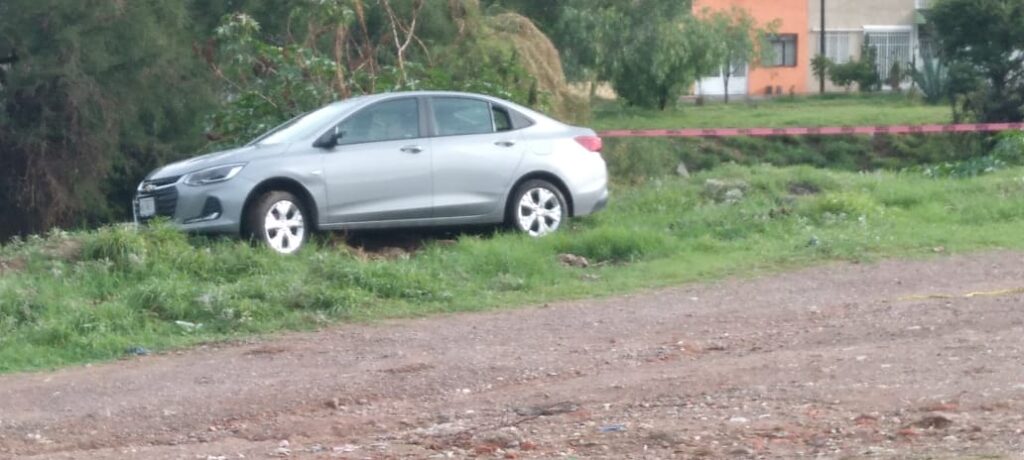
[699,6,776,104]
[550,0,619,90]
[927,0,1024,122]
[610,17,717,109]
[592,0,723,110]
[0,0,215,238]
[0,0,549,239]
[485,0,729,110]
[205,0,539,147]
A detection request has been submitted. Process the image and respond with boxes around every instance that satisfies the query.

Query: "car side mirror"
[314,126,344,149]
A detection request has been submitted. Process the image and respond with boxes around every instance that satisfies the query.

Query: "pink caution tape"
[600,123,1024,138]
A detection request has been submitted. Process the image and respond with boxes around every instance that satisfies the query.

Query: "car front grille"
[137,186,179,222]
[153,187,178,217]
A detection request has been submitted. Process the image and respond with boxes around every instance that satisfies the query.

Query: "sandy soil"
[2,251,1023,459]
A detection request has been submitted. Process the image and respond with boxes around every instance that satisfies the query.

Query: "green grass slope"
[590,94,952,131]
[3,165,1024,373]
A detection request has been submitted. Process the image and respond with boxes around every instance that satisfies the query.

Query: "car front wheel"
[247,191,309,254]
[510,180,568,237]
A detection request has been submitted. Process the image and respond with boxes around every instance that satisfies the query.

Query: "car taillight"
[574,135,603,153]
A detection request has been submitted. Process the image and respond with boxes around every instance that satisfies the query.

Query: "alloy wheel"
[263,200,305,254]
[517,187,563,237]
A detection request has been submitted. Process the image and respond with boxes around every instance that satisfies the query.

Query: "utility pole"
[820,0,826,93]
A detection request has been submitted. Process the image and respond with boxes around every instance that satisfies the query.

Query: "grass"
[590,93,952,131]
[3,164,1024,373]
[593,95,1021,181]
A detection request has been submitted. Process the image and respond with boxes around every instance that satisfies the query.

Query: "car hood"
[146,144,288,181]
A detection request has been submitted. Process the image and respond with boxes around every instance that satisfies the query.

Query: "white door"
[697,60,748,97]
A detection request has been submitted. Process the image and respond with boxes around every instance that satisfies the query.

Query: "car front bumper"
[133,178,249,235]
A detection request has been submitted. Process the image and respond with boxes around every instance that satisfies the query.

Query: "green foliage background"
[1,0,1021,241]
[927,0,1024,122]
[0,0,549,240]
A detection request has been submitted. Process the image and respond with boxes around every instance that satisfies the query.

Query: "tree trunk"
[332,24,350,98]
[724,72,730,104]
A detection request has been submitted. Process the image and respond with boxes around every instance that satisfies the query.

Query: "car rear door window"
[493,106,513,132]
[336,98,420,145]
[432,97,494,136]
[509,108,534,130]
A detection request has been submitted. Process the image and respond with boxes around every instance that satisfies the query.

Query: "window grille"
[865,30,912,81]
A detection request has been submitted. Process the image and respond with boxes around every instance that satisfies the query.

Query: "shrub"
[913,52,950,104]
[829,42,880,92]
[887,61,904,92]
[993,131,1024,165]
[811,55,832,87]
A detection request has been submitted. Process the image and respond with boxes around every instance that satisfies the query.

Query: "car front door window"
[335,98,420,146]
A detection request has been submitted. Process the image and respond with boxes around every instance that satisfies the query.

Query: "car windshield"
[248,99,364,146]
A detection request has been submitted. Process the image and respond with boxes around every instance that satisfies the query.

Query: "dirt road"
[2,252,1024,459]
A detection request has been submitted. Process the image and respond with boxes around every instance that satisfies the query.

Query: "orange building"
[693,0,809,97]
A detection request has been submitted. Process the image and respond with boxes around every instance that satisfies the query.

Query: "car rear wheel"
[248,191,309,254]
[510,180,567,237]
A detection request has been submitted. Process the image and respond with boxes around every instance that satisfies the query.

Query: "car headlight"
[183,164,246,186]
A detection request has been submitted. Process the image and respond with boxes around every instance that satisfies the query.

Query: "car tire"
[247,191,310,254]
[509,179,568,237]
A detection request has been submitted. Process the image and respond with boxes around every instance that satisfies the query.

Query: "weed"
[553,227,674,263]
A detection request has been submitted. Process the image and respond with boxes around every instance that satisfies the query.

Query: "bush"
[811,55,832,87]
[993,131,1024,165]
[887,61,904,92]
[829,43,881,93]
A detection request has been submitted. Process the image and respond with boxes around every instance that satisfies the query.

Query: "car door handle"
[494,140,516,147]
[400,145,424,154]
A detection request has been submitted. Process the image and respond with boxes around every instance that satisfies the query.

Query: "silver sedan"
[135,91,609,254]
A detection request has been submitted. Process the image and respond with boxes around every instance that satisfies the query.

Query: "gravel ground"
[1,251,1023,459]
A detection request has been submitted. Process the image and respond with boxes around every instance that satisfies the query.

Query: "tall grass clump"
[552,227,675,263]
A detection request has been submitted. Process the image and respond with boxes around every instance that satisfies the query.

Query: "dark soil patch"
[326,226,500,260]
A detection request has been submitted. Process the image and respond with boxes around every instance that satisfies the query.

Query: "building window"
[768,34,797,67]
[865,29,913,81]
[815,31,856,64]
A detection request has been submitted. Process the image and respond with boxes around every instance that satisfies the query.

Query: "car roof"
[315,91,567,133]
[360,90,499,100]
[344,91,558,125]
